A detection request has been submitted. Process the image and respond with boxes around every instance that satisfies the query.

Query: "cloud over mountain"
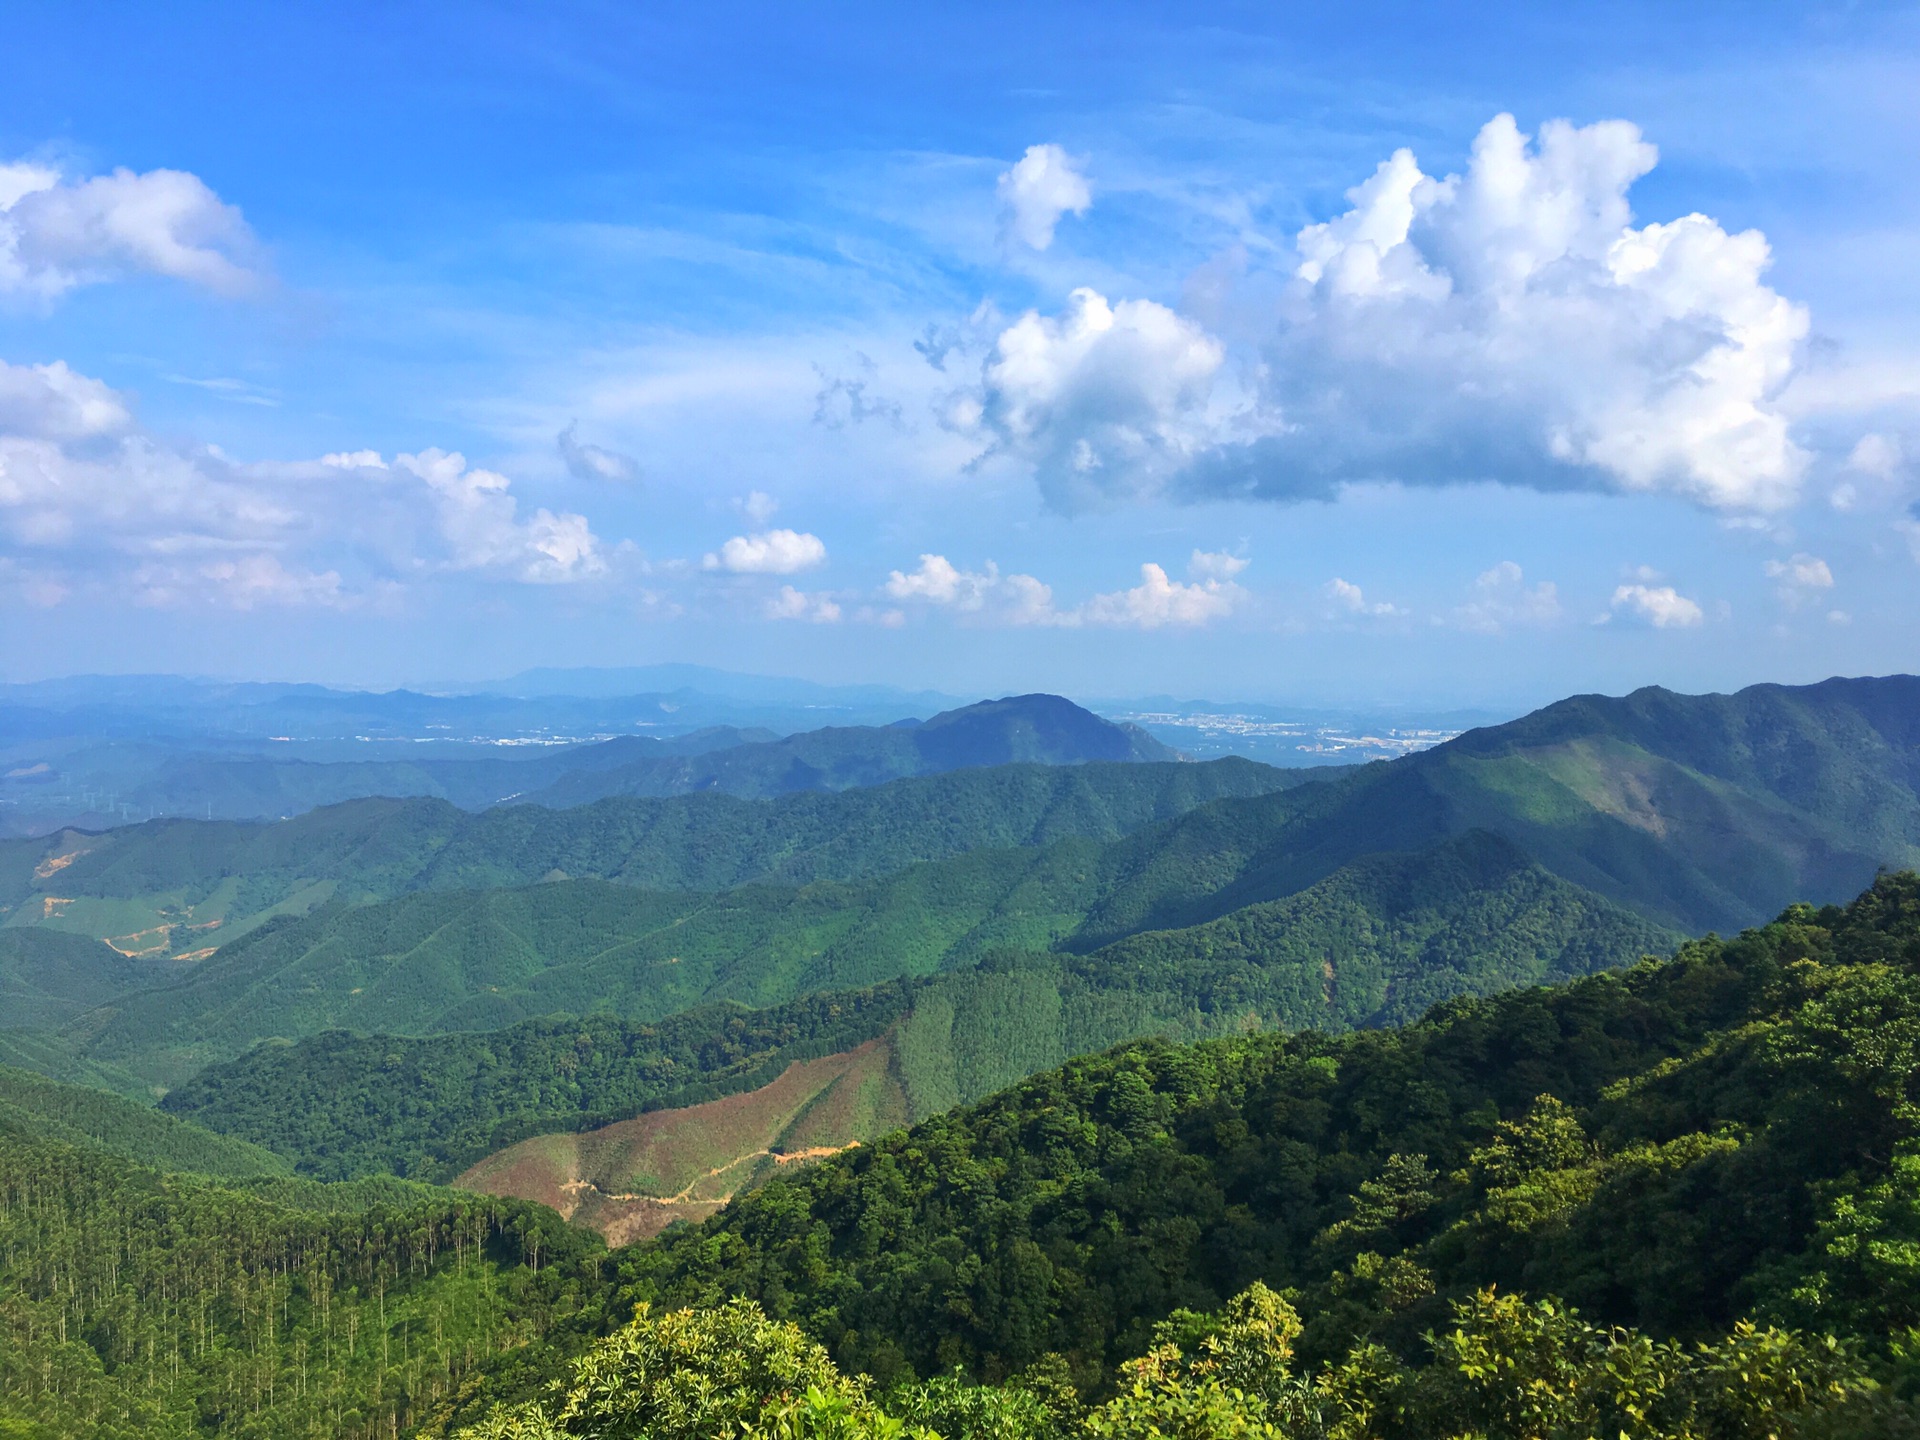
[971,114,1811,516]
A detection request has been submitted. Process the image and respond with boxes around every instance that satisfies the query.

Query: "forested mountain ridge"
[0,756,1300,957]
[79,830,1671,1091]
[162,831,1673,1184]
[0,1062,289,1178]
[596,871,1920,1394]
[1059,673,1920,938]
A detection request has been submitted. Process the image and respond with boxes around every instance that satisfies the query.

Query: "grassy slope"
[456,1039,906,1244]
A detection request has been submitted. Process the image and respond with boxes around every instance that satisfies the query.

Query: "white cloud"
[703,528,828,574]
[1609,583,1705,627]
[1848,432,1904,480]
[881,552,1241,629]
[1188,548,1249,581]
[133,554,348,611]
[0,358,134,440]
[766,585,841,622]
[1081,562,1243,628]
[1323,577,1402,618]
[885,553,999,610]
[883,553,1057,623]
[557,422,640,483]
[1451,561,1561,632]
[975,287,1225,509]
[984,114,1812,514]
[997,143,1092,251]
[387,449,605,583]
[1765,551,1834,609]
[0,360,609,605]
[0,159,262,299]
[732,490,779,525]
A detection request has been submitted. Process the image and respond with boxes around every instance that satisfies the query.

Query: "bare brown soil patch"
[457,1037,906,1245]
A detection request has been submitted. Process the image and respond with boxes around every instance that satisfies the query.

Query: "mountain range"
[3,674,1920,1437]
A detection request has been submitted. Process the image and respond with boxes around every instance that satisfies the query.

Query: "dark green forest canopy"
[160,831,1674,1179]
[615,871,1920,1388]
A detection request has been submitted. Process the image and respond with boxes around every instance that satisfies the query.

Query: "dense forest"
[6,875,1920,1436]
[162,832,1673,1180]
[0,1136,610,1439]
[0,756,1303,956]
[542,874,1920,1406]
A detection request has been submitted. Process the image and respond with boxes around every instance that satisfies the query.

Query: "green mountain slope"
[0,927,172,1028]
[0,756,1301,955]
[160,832,1673,1180]
[614,871,1920,1388]
[1062,673,1920,939]
[0,1133,605,1440]
[0,1062,288,1177]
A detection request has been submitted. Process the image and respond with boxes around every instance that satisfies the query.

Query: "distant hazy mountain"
[0,690,1165,833]
[522,693,1177,805]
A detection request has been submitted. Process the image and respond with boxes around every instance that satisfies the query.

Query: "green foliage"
[0,757,1297,950]
[445,1285,1881,1440]
[0,1062,288,1177]
[0,927,166,1027]
[610,873,1920,1393]
[443,1298,881,1440]
[0,1132,609,1439]
[160,833,1665,1180]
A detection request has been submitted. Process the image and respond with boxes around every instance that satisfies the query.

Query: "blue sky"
[1,0,1916,708]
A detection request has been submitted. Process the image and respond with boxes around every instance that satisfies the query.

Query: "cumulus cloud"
[557,422,640,483]
[0,158,262,299]
[0,358,609,606]
[766,585,842,622]
[997,144,1092,251]
[1848,433,1905,480]
[0,358,134,440]
[1188,548,1249,581]
[1608,583,1705,627]
[1451,561,1561,632]
[703,528,828,574]
[883,551,1243,629]
[1082,562,1243,628]
[886,553,1000,610]
[383,449,605,583]
[970,114,1812,514]
[1323,578,1403,618]
[1765,551,1834,609]
[973,287,1225,510]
